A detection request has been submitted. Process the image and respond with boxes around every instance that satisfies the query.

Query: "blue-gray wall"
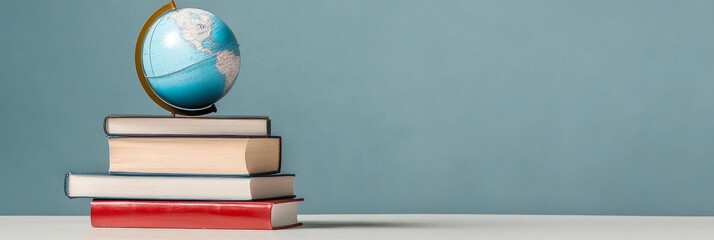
[1,0,713,215]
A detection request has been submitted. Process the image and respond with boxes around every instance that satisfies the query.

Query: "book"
[65,173,295,200]
[108,136,281,175]
[90,198,303,230]
[104,115,270,136]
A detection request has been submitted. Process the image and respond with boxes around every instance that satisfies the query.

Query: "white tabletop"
[0,214,712,240]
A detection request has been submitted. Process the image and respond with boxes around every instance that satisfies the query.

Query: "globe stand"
[134,0,217,117]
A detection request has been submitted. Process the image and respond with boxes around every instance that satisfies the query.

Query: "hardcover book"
[65,173,295,201]
[108,136,281,175]
[91,199,304,230]
[104,115,271,136]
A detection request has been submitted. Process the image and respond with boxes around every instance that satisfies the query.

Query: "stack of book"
[65,115,302,230]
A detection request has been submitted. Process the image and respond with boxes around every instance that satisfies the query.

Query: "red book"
[91,198,303,230]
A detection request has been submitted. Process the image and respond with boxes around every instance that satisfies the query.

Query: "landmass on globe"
[141,8,240,110]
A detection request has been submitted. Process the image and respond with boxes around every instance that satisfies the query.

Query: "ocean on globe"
[141,8,240,110]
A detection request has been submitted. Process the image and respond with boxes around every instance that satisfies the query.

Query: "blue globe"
[141,8,240,110]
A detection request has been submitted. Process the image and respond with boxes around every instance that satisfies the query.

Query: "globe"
[140,7,240,111]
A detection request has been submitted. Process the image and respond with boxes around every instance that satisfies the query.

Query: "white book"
[64,173,295,201]
[104,115,270,136]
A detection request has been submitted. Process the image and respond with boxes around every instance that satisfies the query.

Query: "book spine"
[277,136,282,174]
[91,200,280,230]
[63,172,70,199]
[103,116,110,135]
[267,118,272,135]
